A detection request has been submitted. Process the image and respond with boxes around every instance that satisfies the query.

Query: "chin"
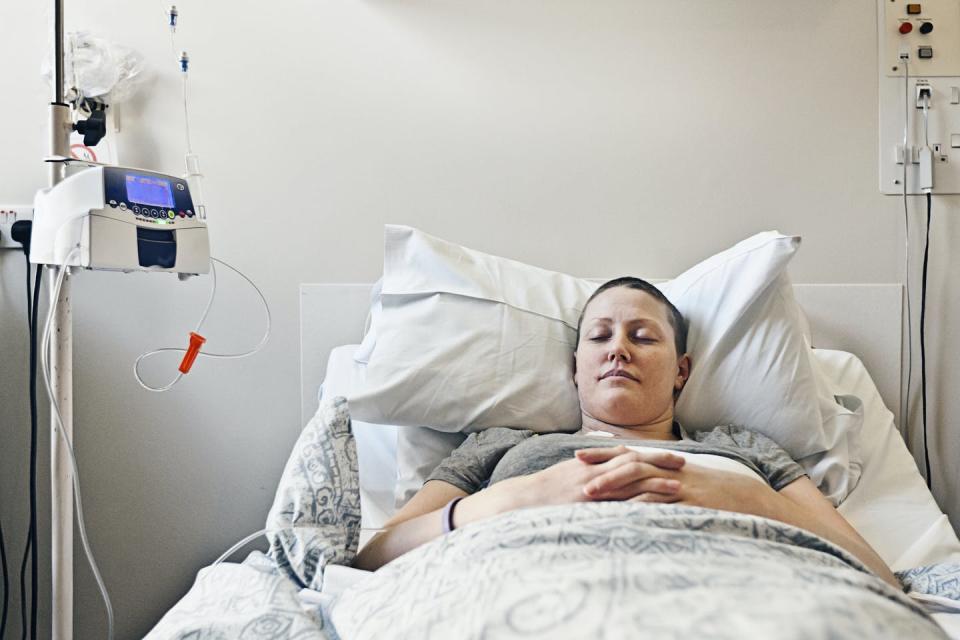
[589,399,647,425]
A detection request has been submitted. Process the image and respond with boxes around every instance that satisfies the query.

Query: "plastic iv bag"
[41,31,147,104]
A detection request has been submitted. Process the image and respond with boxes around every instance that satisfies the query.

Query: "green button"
[168,211,175,219]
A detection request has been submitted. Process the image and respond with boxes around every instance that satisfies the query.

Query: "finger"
[583,462,679,496]
[577,447,685,471]
[596,451,684,476]
[628,491,682,504]
[585,477,681,501]
[575,446,629,464]
[645,451,686,470]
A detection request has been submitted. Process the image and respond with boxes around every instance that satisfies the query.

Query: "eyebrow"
[588,318,662,327]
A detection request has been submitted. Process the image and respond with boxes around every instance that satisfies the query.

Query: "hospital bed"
[147,276,960,638]
[303,281,960,633]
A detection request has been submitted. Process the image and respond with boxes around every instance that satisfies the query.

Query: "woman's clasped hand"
[521,446,685,505]
[574,445,778,515]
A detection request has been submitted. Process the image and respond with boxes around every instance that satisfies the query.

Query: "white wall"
[1,0,957,637]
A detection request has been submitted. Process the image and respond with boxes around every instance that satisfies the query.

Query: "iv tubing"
[182,73,193,155]
[209,525,338,570]
[133,257,272,392]
[213,528,272,566]
[40,247,115,640]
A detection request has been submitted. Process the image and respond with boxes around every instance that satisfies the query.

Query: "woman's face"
[574,287,690,427]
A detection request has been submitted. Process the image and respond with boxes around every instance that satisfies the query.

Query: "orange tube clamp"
[178,332,206,374]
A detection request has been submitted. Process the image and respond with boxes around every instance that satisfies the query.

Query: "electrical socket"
[916,81,932,108]
[0,205,34,250]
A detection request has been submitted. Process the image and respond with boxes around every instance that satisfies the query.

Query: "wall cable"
[0,512,7,640]
[27,264,41,640]
[920,191,932,490]
[10,254,32,640]
[18,261,41,640]
[919,92,933,490]
[900,59,914,443]
[17,258,31,640]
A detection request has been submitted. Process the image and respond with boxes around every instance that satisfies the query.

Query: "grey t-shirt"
[426,424,806,494]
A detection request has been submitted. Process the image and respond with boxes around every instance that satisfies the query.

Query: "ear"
[675,354,691,392]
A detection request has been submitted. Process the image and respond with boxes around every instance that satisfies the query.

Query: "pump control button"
[918,46,934,59]
[900,22,914,34]
[907,4,922,14]
[919,21,934,34]
[168,211,175,219]
[119,202,127,210]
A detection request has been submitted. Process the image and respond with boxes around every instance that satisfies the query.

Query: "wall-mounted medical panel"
[879,0,960,194]
[883,0,960,77]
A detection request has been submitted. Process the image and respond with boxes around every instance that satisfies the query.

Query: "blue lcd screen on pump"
[125,174,174,208]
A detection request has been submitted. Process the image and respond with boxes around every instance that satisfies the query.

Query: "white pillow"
[319,345,398,530]
[319,345,466,521]
[349,225,856,497]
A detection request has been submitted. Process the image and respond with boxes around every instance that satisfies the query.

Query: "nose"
[607,334,630,362]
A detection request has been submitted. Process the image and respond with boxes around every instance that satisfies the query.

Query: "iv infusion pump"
[31,166,210,275]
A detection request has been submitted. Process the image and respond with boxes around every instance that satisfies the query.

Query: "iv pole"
[49,0,76,638]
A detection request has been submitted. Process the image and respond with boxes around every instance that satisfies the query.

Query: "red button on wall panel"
[900,22,914,34]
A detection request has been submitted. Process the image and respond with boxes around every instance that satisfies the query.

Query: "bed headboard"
[300,283,903,428]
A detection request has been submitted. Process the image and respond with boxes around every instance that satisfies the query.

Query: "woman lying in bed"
[353,277,899,589]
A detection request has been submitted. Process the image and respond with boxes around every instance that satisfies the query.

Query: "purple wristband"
[442,497,465,534]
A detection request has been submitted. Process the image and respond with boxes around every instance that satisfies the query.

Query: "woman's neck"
[578,412,679,441]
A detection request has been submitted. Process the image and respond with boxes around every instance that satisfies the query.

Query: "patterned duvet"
[146,401,957,639]
[332,503,946,639]
[149,502,956,639]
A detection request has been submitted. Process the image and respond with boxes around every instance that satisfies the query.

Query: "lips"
[600,368,638,382]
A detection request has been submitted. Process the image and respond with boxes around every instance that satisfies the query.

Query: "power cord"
[0,514,7,640]
[10,222,39,640]
[916,76,933,492]
[920,191,932,490]
[25,264,41,640]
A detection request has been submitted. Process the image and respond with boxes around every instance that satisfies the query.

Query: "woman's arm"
[353,480,467,571]
[577,448,900,590]
[767,476,900,589]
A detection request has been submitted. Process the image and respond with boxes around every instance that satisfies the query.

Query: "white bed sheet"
[935,612,960,638]
[811,348,960,638]
[817,348,960,569]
